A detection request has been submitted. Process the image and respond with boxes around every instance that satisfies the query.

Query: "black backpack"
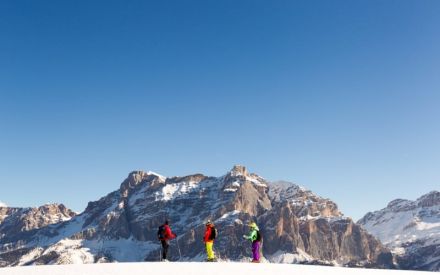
[255,230,262,242]
[209,226,218,240]
[157,225,166,239]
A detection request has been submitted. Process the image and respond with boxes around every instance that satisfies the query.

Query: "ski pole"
[175,238,182,261]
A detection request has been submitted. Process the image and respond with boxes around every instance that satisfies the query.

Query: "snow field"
[0,262,431,275]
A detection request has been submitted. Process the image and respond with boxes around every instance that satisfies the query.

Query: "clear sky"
[1,1,439,220]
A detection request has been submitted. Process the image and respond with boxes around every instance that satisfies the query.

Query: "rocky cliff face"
[0,166,392,268]
[262,181,391,267]
[358,191,440,271]
[0,203,76,266]
[0,204,75,238]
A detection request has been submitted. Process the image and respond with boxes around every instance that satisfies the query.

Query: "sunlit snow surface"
[359,199,440,248]
[0,262,429,275]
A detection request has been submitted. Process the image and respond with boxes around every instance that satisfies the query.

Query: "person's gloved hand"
[243,235,247,239]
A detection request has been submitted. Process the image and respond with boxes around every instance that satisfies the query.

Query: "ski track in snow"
[0,262,430,275]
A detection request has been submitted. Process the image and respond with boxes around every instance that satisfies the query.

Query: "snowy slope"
[358,193,440,247]
[358,191,440,271]
[0,262,428,275]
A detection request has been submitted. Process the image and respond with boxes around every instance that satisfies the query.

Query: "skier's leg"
[211,242,215,260]
[251,242,258,262]
[255,242,260,262]
[162,240,169,260]
[206,242,214,260]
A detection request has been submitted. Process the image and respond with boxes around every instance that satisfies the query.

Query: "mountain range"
[358,190,440,270]
[0,165,438,271]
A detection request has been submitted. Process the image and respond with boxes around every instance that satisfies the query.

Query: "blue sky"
[1,1,439,219]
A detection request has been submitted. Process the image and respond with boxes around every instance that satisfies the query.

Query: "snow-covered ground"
[0,262,431,275]
[359,202,440,248]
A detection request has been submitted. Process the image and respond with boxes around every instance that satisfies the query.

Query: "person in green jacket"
[243,222,261,263]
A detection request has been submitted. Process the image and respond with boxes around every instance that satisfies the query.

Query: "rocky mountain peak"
[0,205,14,224]
[38,203,76,217]
[0,202,76,247]
[357,190,440,271]
[229,165,248,177]
[119,170,167,198]
[417,191,440,207]
[385,198,416,212]
[268,181,342,219]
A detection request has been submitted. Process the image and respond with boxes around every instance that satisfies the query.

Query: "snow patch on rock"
[155,180,199,201]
